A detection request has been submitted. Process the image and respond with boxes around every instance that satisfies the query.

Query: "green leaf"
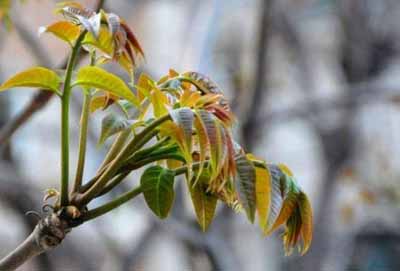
[141,165,176,219]
[235,153,256,223]
[39,21,81,46]
[98,113,132,146]
[0,67,61,94]
[75,66,140,107]
[189,173,218,231]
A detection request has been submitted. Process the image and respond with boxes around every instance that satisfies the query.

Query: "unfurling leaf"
[57,3,98,37]
[192,115,210,186]
[39,21,81,46]
[120,21,145,57]
[98,113,132,146]
[257,164,313,255]
[75,66,140,107]
[170,107,194,179]
[183,71,222,95]
[266,175,298,234]
[0,67,61,94]
[141,165,176,219]
[264,164,285,231]
[189,172,218,231]
[235,154,256,223]
[195,110,219,179]
[183,71,230,111]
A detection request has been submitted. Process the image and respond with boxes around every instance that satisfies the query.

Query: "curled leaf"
[98,113,132,146]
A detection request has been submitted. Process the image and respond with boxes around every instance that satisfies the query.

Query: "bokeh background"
[1,0,400,270]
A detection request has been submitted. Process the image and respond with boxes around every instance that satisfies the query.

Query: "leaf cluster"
[0,2,313,255]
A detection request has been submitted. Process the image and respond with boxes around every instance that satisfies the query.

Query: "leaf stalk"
[60,30,87,206]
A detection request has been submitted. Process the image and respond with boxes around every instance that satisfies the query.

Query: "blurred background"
[1,0,400,270]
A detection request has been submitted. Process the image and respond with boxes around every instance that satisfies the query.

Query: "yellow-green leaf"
[82,26,114,56]
[39,21,81,46]
[189,177,218,231]
[89,95,107,113]
[0,67,61,94]
[136,73,154,101]
[150,87,168,117]
[75,66,140,107]
[255,166,271,229]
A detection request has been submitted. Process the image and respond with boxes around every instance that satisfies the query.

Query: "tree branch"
[0,226,45,271]
[0,214,70,271]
